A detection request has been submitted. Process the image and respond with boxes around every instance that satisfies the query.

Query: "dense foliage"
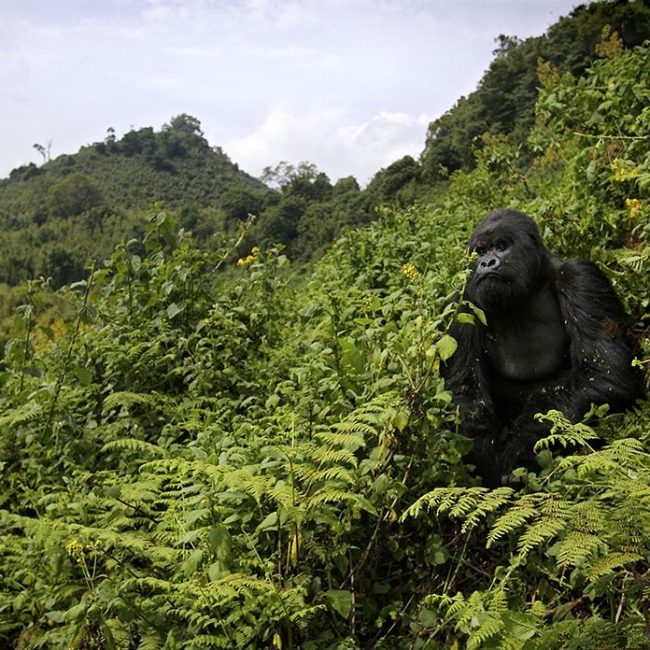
[0,34,648,648]
[420,0,650,179]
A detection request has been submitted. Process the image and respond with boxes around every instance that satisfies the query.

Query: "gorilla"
[444,209,644,486]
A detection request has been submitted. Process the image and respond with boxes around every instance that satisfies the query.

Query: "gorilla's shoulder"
[555,258,625,319]
[557,257,606,279]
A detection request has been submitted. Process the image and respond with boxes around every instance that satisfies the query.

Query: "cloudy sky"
[1,0,579,184]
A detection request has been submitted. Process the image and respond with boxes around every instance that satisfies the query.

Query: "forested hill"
[1,1,649,290]
[3,114,264,210]
[420,0,650,178]
[0,115,266,286]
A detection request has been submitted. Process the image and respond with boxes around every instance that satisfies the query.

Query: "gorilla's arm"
[444,314,500,438]
[553,259,643,415]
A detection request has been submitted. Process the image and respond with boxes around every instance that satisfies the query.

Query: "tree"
[46,173,103,219]
[165,113,204,137]
[261,161,317,191]
[33,140,52,164]
[367,156,421,204]
[257,196,305,245]
[220,187,267,226]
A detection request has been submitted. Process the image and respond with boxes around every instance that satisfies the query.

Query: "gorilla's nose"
[479,254,501,273]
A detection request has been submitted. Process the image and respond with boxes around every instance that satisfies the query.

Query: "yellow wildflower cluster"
[237,246,259,267]
[66,539,85,563]
[595,25,624,59]
[66,538,97,563]
[402,262,420,281]
[611,159,637,182]
[536,58,561,87]
[626,198,642,219]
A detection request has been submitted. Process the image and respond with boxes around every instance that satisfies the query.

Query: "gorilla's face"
[466,210,547,313]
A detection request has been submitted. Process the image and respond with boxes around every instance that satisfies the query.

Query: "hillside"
[0,27,648,649]
[0,115,267,286]
[420,0,650,177]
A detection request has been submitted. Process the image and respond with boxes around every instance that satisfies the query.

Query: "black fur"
[444,209,644,486]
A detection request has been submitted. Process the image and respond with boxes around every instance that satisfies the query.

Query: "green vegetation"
[0,114,265,287]
[0,23,649,648]
[420,0,650,179]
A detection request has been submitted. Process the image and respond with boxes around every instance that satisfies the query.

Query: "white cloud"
[224,107,433,185]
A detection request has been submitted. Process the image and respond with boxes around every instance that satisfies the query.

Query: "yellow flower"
[236,247,259,267]
[66,539,84,562]
[402,262,420,281]
[626,198,642,219]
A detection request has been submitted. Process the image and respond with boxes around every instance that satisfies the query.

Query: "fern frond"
[534,411,600,452]
[307,489,377,515]
[558,438,649,478]
[268,482,297,509]
[193,635,231,648]
[0,400,41,427]
[555,531,602,568]
[463,487,513,531]
[102,390,163,413]
[466,614,503,650]
[315,430,367,450]
[124,576,174,593]
[309,465,356,485]
[138,635,165,650]
[517,517,567,558]
[102,437,167,457]
[487,504,537,547]
[402,487,482,522]
[489,589,508,612]
[223,469,272,504]
[585,551,644,581]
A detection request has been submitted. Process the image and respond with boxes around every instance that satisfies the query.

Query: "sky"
[1,0,580,185]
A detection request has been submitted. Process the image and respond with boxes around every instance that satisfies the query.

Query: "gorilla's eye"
[495,240,508,252]
[475,245,486,256]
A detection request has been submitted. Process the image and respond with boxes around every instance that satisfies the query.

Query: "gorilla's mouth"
[479,272,506,281]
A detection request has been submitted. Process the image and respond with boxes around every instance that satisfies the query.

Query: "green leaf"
[418,607,438,628]
[72,366,93,386]
[325,589,353,619]
[63,601,86,621]
[469,303,487,325]
[167,302,183,319]
[436,335,458,361]
[208,560,229,580]
[501,611,537,641]
[208,524,232,561]
[70,280,88,292]
[182,549,203,575]
[394,410,409,433]
[265,394,280,409]
[79,305,97,324]
[340,337,364,373]
[456,312,475,325]
[257,511,279,531]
